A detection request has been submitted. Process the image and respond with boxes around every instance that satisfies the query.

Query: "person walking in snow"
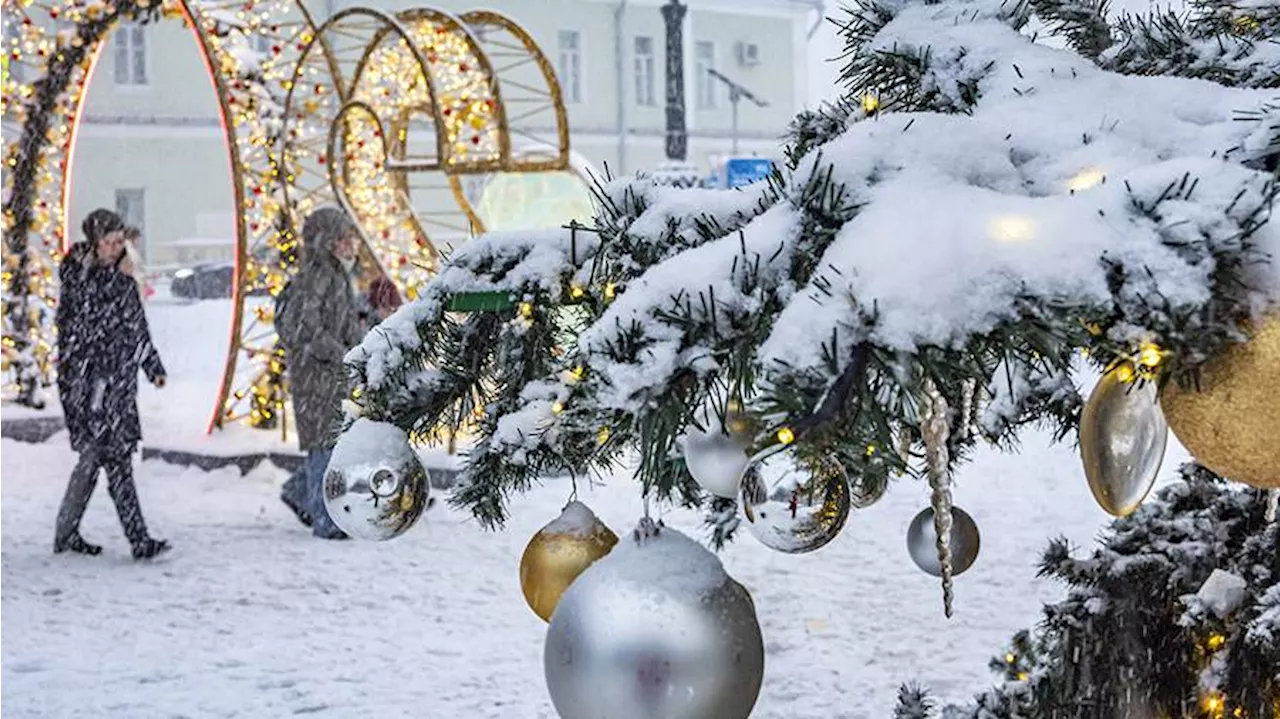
[276,206,365,540]
[54,208,170,560]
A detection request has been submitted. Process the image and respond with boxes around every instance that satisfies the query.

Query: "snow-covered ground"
[2,296,1192,717]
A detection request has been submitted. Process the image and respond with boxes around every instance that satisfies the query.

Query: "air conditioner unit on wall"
[736,41,760,68]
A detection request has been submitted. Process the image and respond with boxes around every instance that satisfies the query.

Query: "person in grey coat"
[276,206,364,539]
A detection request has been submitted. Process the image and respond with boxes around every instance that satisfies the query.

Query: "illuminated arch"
[456,9,570,173]
[4,0,587,438]
[329,6,579,243]
[2,0,107,402]
[3,0,329,419]
[215,4,584,434]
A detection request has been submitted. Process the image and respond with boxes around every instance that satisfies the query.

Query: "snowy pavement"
[2,295,1192,716]
[1,429,1180,717]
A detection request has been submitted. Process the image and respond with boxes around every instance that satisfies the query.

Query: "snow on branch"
[340,0,1278,525]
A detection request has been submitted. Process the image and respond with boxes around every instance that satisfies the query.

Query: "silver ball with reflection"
[544,520,764,719]
[683,421,751,499]
[739,450,851,553]
[906,506,980,577]
[323,418,430,541]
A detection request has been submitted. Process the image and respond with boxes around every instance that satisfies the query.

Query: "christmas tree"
[344,0,1277,523]
[897,463,1279,718]
[334,0,1277,712]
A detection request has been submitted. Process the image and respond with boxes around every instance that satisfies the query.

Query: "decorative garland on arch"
[2,0,162,407]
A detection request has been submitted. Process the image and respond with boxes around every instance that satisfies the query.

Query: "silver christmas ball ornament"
[323,418,430,541]
[906,505,980,577]
[848,469,888,509]
[544,519,765,719]
[682,413,751,499]
[740,450,851,553]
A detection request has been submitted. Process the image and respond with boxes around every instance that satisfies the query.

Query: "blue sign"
[724,157,774,189]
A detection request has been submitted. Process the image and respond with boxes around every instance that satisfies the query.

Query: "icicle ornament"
[959,378,976,442]
[922,378,956,617]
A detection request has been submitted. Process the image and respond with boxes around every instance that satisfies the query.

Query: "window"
[252,32,273,55]
[557,30,582,104]
[113,24,147,86]
[633,36,655,107]
[695,41,716,109]
[115,188,146,254]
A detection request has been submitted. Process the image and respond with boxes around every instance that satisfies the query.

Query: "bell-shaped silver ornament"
[1079,365,1167,517]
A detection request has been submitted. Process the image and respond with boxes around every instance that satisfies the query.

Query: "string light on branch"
[1137,341,1164,368]
[1066,167,1106,193]
[1113,361,1136,383]
[1203,692,1226,719]
[989,215,1035,244]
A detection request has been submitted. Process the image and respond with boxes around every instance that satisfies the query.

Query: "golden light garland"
[1,0,330,432]
[271,5,575,320]
[274,6,585,448]
[1,0,97,402]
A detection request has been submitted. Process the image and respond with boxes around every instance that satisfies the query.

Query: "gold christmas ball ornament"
[1161,313,1280,490]
[520,501,619,622]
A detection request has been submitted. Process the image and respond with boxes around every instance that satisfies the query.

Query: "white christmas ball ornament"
[682,416,751,498]
[544,519,765,719]
[323,418,430,541]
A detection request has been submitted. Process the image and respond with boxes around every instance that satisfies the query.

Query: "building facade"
[52,0,816,267]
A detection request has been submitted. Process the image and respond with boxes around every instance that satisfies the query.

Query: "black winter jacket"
[56,244,165,453]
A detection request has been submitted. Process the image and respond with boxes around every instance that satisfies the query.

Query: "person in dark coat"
[54,208,170,560]
[276,206,364,539]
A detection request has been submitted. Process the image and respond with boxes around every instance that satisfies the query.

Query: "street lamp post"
[707,68,768,155]
[660,0,688,162]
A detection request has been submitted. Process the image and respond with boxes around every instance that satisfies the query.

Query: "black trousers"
[54,447,150,546]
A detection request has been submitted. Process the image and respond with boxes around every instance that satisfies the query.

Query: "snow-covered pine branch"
[343,0,1277,526]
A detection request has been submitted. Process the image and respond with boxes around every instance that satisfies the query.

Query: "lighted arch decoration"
[1,0,103,405]
[212,5,576,428]
[1,0,333,425]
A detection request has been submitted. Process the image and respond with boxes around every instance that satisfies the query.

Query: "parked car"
[171,262,234,300]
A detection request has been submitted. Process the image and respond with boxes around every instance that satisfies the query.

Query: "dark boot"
[132,538,171,560]
[53,533,103,556]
